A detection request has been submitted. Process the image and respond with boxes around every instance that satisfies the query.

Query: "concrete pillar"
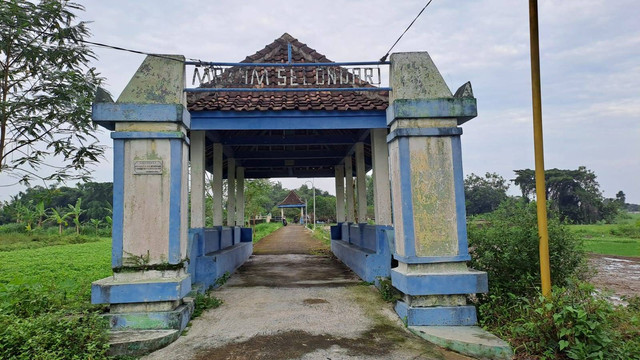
[212,143,223,226]
[190,131,206,228]
[344,156,355,223]
[334,165,346,223]
[90,55,192,322]
[300,207,304,224]
[355,142,367,223]
[387,52,487,326]
[235,167,245,227]
[226,158,236,226]
[371,128,392,225]
[280,208,284,220]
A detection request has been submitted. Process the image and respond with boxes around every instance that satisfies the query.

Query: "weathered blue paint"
[92,103,191,130]
[387,127,463,142]
[287,43,292,63]
[111,131,190,145]
[106,302,193,331]
[91,275,192,304]
[386,98,477,125]
[233,226,241,245]
[168,139,183,264]
[394,301,478,326]
[194,242,253,290]
[451,135,471,258]
[220,227,233,249]
[186,87,391,93]
[112,139,125,268]
[191,110,386,130]
[393,253,471,264]
[349,223,362,247]
[390,268,488,295]
[277,204,306,208]
[331,225,393,283]
[397,136,417,257]
[185,60,390,67]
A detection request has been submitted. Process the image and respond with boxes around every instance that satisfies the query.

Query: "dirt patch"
[588,254,640,303]
[303,298,329,305]
[230,254,360,288]
[193,325,412,360]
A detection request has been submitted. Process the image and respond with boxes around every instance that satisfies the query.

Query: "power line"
[78,39,184,63]
[380,0,435,62]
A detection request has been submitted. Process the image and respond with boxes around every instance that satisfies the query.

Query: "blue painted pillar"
[387,52,487,326]
[90,55,193,323]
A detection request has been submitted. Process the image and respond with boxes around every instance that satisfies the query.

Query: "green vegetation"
[310,225,331,246]
[568,213,640,257]
[252,222,283,243]
[469,202,640,359]
[192,291,223,319]
[0,238,112,359]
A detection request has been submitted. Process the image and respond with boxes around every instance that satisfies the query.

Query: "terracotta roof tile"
[277,190,305,207]
[187,33,388,112]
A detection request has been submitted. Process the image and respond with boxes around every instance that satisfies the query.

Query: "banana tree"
[89,218,102,236]
[48,208,69,235]
[34,201,47,228]
[65,198,86,235]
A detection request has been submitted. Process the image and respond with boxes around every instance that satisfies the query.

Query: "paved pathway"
[143,225,470,360]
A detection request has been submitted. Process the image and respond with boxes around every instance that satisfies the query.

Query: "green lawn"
[569,215,640,257]
[0,238,112,309]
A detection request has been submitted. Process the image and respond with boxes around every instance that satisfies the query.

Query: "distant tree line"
[465,166,632,224]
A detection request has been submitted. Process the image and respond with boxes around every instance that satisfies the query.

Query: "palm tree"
[65,198,86,235]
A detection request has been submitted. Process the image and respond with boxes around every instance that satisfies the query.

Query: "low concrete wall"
[188,227,253,290]
[331,224,393,283]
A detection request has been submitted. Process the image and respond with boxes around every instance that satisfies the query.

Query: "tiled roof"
[187,33,388,112]
[277,190,305,207]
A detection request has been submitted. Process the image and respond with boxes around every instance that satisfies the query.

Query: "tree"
[615,191,626,205]
[513,166,616,224]
[47,207,68,235]
[244,179,272,226]
[464,172,510,215]
[65,197,85,234]
[0,0,104,185]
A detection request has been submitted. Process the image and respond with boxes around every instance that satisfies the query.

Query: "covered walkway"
[143,226,470,360]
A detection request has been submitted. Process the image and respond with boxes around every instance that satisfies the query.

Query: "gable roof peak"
[279,33,296,42]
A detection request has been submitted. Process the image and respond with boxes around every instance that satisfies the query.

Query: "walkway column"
[387,52,487,326]
[90,55,192,325]
[227,158,236,226]
[235,167,245,226]
[334,165,346,223]
[190,131,206,228]
[344,156,355,223]
[212,143,223,226]
[371,128,392,225]
[355,142,367,223]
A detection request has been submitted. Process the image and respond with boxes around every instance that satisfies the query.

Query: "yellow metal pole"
[528,0,552,297]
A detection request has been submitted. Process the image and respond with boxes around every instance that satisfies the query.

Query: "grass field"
[252,222,283,243]
[569,213,640,257]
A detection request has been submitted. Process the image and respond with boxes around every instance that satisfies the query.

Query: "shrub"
[0,312,109,359]
[468,201,586,298]
[479,283,640,359]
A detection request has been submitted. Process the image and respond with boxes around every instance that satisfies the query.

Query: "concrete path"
[143,225,471,360]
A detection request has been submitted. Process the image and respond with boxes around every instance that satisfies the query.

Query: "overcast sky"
[2,0,639,204]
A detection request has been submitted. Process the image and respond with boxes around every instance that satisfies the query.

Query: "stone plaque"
[134,160,163,175]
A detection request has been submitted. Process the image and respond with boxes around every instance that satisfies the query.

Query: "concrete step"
[108,329,181,357]
[409,325,513,360]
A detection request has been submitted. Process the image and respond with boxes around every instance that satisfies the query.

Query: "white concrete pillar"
[355,142,367,223]
[371,128,392,225]
[235,167,245,227]
[300,207,304,224]
[226,158,236,226]
[190,131,206,228]
[344,156,355,223]
[212,143,223,226]
[334,165,346,223]
[280,208,284,220]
